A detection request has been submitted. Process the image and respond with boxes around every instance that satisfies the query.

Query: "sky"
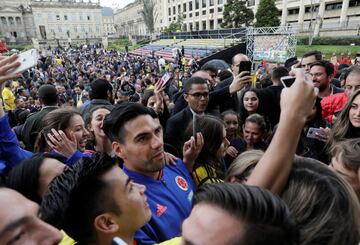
[100,0,135,9]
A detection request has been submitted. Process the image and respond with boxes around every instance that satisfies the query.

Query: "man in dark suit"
[165,77,209,157]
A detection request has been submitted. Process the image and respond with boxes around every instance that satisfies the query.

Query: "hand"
[229,71,252,94]
[226,146,238,158]
[46,129,77,158]
[153,80,165,114]
[164,152,178,166]
[315,127,331,142]
[183,133,204,172]
[281,68,317,124]
[0,54,21,84]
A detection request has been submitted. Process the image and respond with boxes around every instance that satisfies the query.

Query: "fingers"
[0,54,18,67]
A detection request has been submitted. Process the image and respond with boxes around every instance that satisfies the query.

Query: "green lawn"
[296,45,360,59]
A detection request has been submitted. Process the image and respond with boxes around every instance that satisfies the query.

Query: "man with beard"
[309,60,343,99]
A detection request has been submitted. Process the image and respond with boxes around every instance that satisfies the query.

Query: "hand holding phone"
[238,61,252,76]
[6,49,38,75]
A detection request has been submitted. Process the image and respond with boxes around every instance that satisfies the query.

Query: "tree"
[162,14,184,33]
[141,0,155,33]
[254,0,280,27]
[221,0,254,28]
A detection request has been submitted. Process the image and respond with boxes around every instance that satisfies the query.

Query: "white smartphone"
[8,49,38,75]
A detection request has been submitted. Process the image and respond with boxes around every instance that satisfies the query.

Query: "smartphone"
[193,114,199,141]
[238,61,252,75]
[280,76,296,87]
[161,72,171,86]
[8,49,38,75]
[306,127,322,139]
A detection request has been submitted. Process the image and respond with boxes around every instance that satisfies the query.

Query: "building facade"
[114,0,360,36]
[0,0,104,43]
[102,7,115,35]
[114,1,149,36]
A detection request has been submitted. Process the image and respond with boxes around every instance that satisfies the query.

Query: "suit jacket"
[165,107,193,157]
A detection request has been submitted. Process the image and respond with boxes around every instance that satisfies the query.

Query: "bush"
[297,36,360,45]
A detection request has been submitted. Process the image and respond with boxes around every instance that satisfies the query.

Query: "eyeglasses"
[187,92,209,98]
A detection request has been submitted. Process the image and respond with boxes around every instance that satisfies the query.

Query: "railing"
[159,28,247,39]
[289,20,360,32]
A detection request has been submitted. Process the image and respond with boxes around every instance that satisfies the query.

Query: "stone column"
[340,0,349,27]
[281,0,288,26]
[298,0,305,30]
[314,0,325,37]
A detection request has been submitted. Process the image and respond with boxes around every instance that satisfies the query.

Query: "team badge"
[175,176,188,191]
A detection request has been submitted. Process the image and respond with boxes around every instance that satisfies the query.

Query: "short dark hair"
[40,154,118,244]
[200,63,217,75]
[103,102,158,143]
[271,67,289,82]
[303,51,322,61]
[310,60,334,77]
[6,153,65,204]
[90,79,113,100]
[193,183,299,245]
[184,77,208,94]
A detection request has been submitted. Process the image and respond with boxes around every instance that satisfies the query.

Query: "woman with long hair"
[327,89,360,150]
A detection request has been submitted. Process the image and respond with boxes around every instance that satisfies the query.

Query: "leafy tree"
[254,0,280,27]
[221,0,254,28]
[162,14,184,33]
[141,0,155,33]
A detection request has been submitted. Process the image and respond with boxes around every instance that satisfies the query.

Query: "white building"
[102,7,116,35]
[0,0,104,43]
[114,1,149,37]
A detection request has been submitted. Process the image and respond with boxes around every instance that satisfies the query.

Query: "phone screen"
[280,76,296,87]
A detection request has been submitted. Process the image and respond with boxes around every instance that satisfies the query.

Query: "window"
[87,15,90,20]
[195,0,199,9]
[202,10,206,15]
[217,7,223,12]
[209,0,214,6]
[325,2,342,10]
[56,15,60,20]
[195,21,199,30]
[218,0,223,4]
[210,20,214,29]
[195,11,199,16]
[178,4,181,13]
[209,8,214,13]
[183,3,187,11]
[64,15,68,20]
[189,1,193,11]
[248,0,255,6]
[202,0,206,8]
[288,8,299,15]
[169,17,172,21]
[15,17,21,25]
[218,18,222,25]
[349,0,360,7]
[305,5,319,13]
[173,6,176,15]
[169,8,171,15]
[8,17,14,25]
[189,13,193,17]
[202,20,206,30]
[1,17,6,25]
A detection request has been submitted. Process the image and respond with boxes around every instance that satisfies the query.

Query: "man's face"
[74,87,82,95]
[102,166,151,231]
[181,203,243,245]
[113,115,165,178]
[301,55,317,72]
[344,72,360,97]
[0,188,62,245]
[309,65,331,92]
[231,55,249,76]
[184,84,209,114]
[243,122,263,147]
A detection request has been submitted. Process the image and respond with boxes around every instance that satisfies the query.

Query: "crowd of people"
[0,44,360,245]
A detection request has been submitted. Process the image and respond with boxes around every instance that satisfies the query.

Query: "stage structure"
[246,26,297,63]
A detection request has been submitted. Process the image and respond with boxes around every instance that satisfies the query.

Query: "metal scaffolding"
[246,26,298,63]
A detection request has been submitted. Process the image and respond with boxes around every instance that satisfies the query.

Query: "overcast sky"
[99,0,135,9]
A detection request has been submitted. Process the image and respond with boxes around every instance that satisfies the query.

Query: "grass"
[296,45,360,59]
[7,43,33,52]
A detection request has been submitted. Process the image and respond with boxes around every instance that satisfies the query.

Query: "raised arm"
[247,69,317,194]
